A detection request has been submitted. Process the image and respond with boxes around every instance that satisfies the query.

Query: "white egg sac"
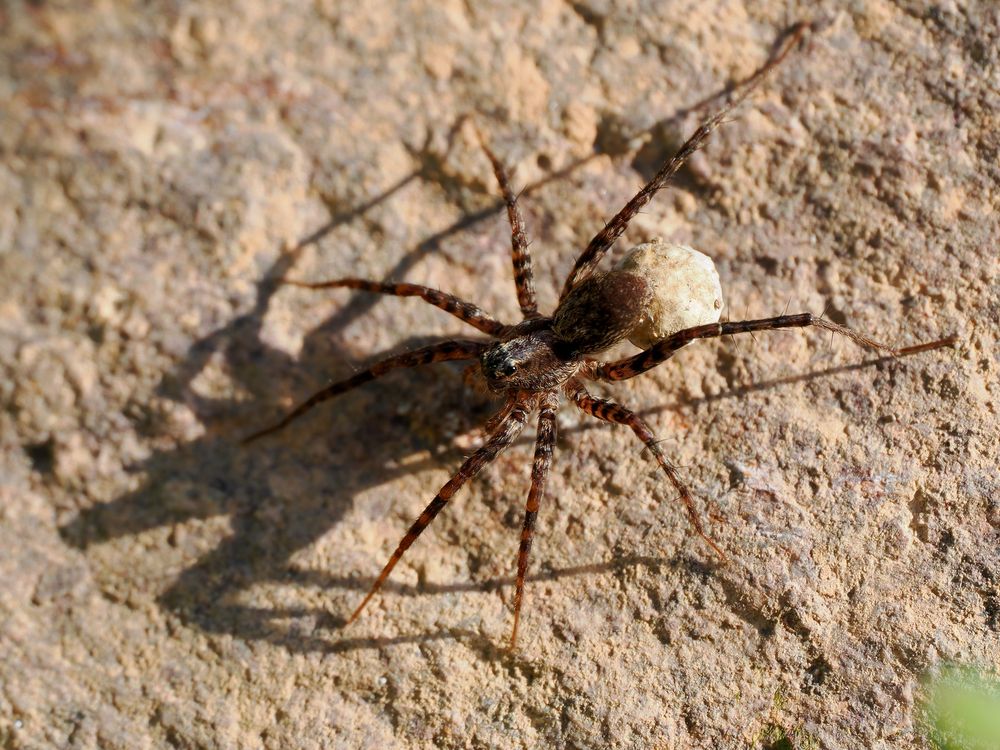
[613,238,724,350]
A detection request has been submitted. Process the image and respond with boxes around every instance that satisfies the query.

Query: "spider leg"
[483,393,517,435]
[347,400,533,624]
[281,278,506,335]
[590,314,958,382]
[242,339,488,443]
[510,393,558,649]
[476,131,538,318]
[559,22,811,300]
[565,380,726,560]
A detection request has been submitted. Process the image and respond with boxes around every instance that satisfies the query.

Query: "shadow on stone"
[56,71,906,655]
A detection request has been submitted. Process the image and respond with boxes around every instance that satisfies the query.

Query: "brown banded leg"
[590,314,958,382]
[347,401,533,624]
[565,380,726,560]
[242,339,488,443]
[476,132,538,318]
[510,393,558,649]
[281,278,506,335]
[483,393,517,435]
[560,22,811,300]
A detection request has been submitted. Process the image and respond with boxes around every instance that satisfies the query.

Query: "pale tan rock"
[0,3,994,750]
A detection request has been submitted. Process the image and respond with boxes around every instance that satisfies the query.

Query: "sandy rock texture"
[1,1,998,748]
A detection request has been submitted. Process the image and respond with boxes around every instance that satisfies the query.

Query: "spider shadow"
[53,115,619,656]
[56,165,522,653]
[233,553,702,656]
[57,46,819,655]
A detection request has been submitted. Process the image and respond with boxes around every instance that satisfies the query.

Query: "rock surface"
[1,2,997,748]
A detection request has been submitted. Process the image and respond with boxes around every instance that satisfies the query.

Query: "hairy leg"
[483,393,518,434]
[477,133,538,317]
[510,393,558,648]
[243,339,488,443]
[348,400,533,623]
[281,278,506,335]
[565,380,725,560]
[560,22,811,300]
[591,314,958,382]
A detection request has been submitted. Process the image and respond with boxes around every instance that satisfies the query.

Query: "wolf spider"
[245,24,954,647]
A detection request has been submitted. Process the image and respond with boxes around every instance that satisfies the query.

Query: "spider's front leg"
[279,278,506,335]
[347,399,533,625]
[565,380,726,560]
[509,392,558,649]
[243,339,488,443]
[590,314,957,382]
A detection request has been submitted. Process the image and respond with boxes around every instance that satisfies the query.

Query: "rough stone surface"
[1,2,997,748]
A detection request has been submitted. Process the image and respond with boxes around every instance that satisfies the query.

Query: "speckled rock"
[1,2,997,749]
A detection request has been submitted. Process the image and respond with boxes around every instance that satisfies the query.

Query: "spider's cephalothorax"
[480,270,652,392]
[244,22,954,648]
[479,321,568,391]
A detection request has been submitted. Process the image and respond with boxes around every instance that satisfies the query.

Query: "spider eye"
[482,345,518,380]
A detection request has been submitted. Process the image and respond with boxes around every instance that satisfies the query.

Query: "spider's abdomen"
[552,271,652,354]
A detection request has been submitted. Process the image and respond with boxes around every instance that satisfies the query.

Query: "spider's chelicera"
[245,24,954,647]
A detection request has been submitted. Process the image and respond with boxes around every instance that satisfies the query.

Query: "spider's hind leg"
[509,393,558,649]
[565,380,727,561]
